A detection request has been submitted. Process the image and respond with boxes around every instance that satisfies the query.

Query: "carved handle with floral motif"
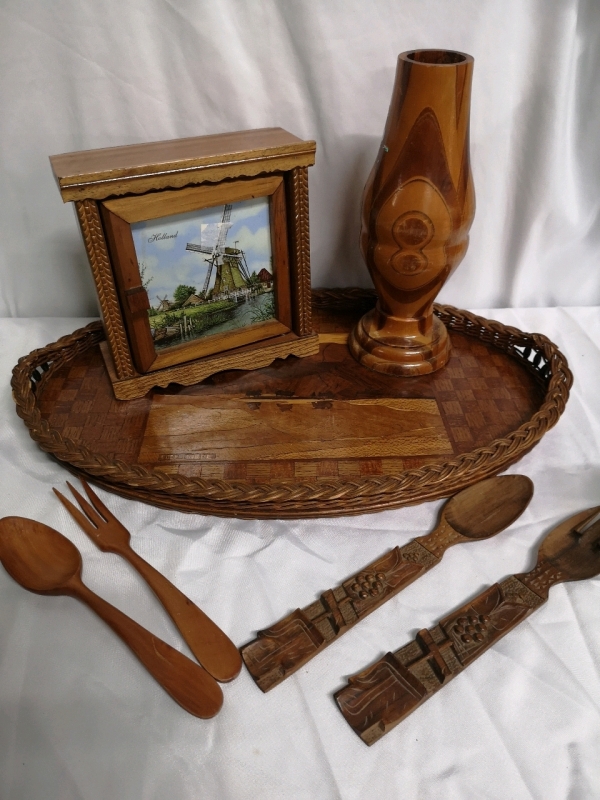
[241,475,533,692]
[335,505,600,745]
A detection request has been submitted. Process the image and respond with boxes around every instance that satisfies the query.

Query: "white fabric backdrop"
[1,0,600,316]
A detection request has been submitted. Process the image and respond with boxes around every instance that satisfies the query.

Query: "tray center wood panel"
[138,396,453,467]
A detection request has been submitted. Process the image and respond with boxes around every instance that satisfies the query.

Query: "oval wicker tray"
[12,289,571,519]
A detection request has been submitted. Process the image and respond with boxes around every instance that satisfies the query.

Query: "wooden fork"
[53,480,242,683]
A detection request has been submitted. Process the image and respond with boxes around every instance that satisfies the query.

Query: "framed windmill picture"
[50,129,318,399]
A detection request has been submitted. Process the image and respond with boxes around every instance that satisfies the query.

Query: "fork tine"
[64,481,107,527]
[79,479,116,524]
[53,487,100,538]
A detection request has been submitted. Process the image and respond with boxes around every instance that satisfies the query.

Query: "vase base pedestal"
[348,308,450,377]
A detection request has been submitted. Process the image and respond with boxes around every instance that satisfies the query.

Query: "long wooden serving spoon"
[241,475,533,691]
[54,480,242,683]
[335,504,600,745]
[0,516,223,719]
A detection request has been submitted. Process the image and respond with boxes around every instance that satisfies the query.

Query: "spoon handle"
[123,546,242,682]
[335,573,547,745]
[71,581,223,718]
[241,526,467,692]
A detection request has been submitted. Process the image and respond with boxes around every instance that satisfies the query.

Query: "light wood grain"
[99,333,320,399]
[55,128,316,394]
[138,396,453,465]
[102,175,283,224]
[50,128,316,202]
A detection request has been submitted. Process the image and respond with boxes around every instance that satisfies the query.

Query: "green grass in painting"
[149,300,236,329]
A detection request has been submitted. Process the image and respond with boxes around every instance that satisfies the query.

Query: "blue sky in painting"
[131,196,272,307]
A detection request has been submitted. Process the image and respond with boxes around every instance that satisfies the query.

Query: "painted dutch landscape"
[131,197,275,351]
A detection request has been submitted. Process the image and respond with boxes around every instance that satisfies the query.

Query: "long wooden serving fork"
[334,505,600,745]
[54,480,242,683]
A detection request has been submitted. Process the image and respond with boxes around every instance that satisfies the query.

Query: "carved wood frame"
[52,129,317,397]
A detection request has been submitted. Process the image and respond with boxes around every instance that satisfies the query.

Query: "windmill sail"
[186,203,249,297]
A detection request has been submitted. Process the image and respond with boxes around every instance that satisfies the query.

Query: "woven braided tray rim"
[12,290,572,518]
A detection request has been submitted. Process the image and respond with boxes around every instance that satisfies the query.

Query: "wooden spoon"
[241,474,533,692]
[335,504,600,745]
[0,517,223,719]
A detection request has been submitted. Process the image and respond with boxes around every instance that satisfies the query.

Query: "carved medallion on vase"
[349,50,475,376]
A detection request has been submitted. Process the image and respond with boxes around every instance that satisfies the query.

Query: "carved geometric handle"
[334,574,547,745]
[241,540,439,692]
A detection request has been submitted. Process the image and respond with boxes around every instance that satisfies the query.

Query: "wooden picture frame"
[50,128,318,399]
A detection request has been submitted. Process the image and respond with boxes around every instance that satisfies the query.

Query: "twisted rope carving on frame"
[11,293,572,518]
[75,200,135,379]
[289,167,312,336]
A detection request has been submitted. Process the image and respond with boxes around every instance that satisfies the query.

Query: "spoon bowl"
[0,517,82,593]
[537,505,600,580]
[443,474,534,539]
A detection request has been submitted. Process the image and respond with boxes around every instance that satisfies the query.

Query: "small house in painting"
[257,268,273,288]
[182,293,203,307]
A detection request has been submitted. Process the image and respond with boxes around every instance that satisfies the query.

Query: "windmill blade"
[186,242,214,255]
[202,258,215,295]
[214,204,233,253]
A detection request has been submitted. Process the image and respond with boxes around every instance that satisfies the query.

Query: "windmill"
[186,204,251,298]
[156,295,171,313]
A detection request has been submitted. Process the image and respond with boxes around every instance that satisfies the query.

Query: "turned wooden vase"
[349,49,475,376]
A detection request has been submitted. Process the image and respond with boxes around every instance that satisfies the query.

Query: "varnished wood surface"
[99,204,156,373]
[139,396,454,464]
[54,480,242,683]
[241,475,533,691]
[350,49,475,376]
[99,333,320,399]
[335,505,600,745]
[102,174,283,224]
[0,517,224,718]
[50,128,316,202]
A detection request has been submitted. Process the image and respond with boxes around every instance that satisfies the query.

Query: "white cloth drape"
[1,0,600,316]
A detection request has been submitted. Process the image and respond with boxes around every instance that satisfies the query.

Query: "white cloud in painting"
[234,225,271,259]
[230,198,265,225]
[140,255,159,271]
